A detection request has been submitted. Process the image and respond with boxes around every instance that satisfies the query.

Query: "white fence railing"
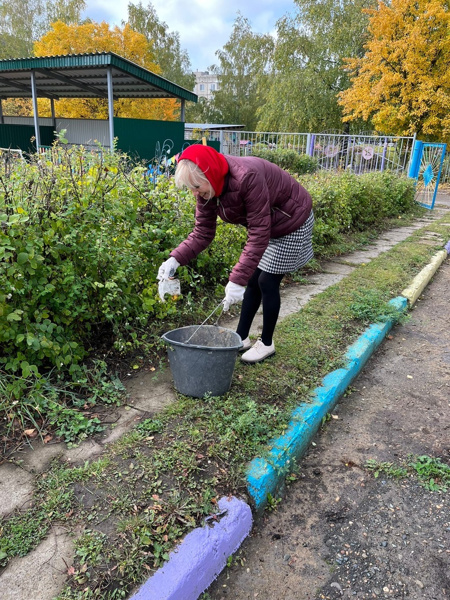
[5,117,446,183]
[208,130,416,176]
[440,155,450,184]
[309,133,415,175]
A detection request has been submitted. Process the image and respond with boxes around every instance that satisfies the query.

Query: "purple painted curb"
[129,496,252,600]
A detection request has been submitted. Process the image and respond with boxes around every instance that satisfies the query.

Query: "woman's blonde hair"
[175,159,213,193]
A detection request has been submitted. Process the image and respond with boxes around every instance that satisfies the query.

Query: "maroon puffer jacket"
[170,155,313,286]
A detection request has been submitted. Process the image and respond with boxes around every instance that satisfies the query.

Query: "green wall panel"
[184,140,221,153]
[0,125,54,153]
[114,118,185,163]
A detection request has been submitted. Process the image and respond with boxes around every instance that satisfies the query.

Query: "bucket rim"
[161,324,243,351]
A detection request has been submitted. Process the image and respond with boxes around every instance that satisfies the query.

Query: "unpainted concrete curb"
[128,246,449,600]
[402,249,448,306]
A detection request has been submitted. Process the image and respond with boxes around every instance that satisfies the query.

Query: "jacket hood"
[179,145,229,196]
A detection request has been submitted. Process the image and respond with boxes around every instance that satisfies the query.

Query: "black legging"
[236,268,284,346]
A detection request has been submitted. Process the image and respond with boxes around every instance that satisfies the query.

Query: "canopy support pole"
[180,99,185,122]
[107,66,115,152]
[51,98,56,131]
[0,99,4,124]
[31,70,41,152]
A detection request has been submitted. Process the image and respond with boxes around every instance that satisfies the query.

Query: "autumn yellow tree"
[34,20,180,120]
[339,0,450,142]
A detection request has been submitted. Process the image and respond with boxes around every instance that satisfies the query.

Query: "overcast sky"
[82,0,295,71]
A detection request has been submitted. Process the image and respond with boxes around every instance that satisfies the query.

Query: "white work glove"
[223,281,246,311]
[157,256,180,281]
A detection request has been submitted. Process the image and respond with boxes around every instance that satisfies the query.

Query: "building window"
[199,84,205,91]
[210,84,215,91]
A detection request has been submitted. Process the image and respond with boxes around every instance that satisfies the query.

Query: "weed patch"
[366,455,450,492]
[0,458,109,563]
[408,455,450,492]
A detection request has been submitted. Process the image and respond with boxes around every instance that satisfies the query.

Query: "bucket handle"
[184,300,225,344]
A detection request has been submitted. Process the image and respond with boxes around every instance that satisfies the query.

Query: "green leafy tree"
[185,96,222,124]
[339,0,450,142]
[0,0,85,58]
[258,0,376,133]
[208,13,274,130]
[127,1,194,91]
[46,0,86,27]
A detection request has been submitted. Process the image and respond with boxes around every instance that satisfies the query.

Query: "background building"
[193,71,219,101]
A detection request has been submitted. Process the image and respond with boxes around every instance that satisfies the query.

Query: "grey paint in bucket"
[161,325,243,397]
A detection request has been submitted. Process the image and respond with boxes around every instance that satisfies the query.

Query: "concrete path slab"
[124,369,175,414]
[0,463,34,517]
[0,526,80,600]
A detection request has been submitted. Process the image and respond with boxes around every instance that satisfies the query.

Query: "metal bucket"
[161,325,243,397]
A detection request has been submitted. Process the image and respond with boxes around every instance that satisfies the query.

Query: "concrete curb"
[402,249,448,306]
[129,247,449,600]
[246,296,407,512]
[129,496,252,600]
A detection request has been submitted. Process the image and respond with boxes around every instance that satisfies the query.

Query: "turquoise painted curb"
[246,296,408,512]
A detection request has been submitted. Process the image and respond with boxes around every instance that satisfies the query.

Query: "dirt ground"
[206,261,450,599]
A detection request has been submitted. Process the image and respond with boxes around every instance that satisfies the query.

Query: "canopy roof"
[0,52,197,102]
[185,123,244,130]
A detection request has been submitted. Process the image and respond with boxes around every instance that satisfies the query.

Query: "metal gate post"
[428,143,447,209]
[408,139,423,178]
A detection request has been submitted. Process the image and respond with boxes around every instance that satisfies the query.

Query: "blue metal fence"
[408,141,447,209]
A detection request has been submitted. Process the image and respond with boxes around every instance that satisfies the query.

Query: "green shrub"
[251,147,319,175]
[0,148,191,380]
[299,170,417,249]
[0,144,419,440]
[0,145,207,436]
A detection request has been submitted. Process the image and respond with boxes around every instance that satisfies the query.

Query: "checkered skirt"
[258,210,314,274]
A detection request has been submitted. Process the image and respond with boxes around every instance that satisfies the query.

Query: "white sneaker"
[241,339,275,363]
[239,337,252,352]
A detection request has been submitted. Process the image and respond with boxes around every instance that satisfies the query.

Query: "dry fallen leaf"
[24,428,37,438]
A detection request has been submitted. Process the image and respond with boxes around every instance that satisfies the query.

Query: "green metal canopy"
[0,52,197,101]
[0,52,197,150]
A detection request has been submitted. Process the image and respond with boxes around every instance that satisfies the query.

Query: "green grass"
[1,214,449,599]
[366,455,450,492]
[0,458,109,563]
[365,459,409,480]
[409,455,450,492]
